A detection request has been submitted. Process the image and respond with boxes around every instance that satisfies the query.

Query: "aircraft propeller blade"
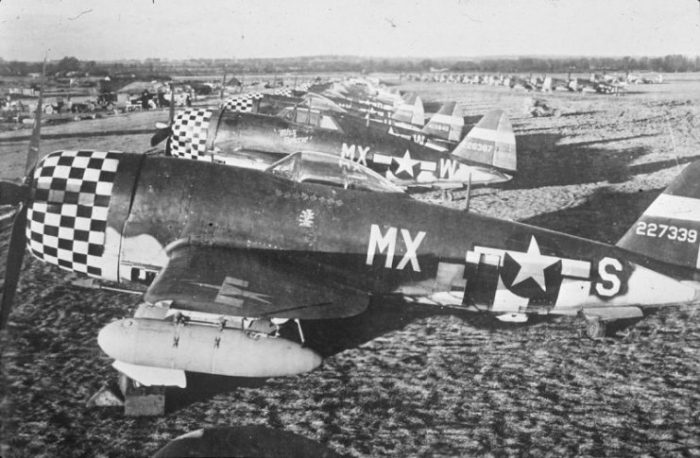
[0,182,28,207]
[0,205,28,329]
[0,56,46,329]
[150,83,176,147]
[168,83,176,125]
[24,58,46,177]
[151,125,172,147]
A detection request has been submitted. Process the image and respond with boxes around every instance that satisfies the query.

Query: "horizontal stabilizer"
[617,161,700,269]
[450,109,516,173]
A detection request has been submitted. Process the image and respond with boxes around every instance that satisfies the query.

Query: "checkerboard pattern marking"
[26,150,122,277]
[169,109,212,159]
[273,88,292,97]
[223,96,254,112]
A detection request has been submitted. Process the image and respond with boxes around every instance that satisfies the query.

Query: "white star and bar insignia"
[393,150,419,177]
[505,236,559,292]
[466,235,592,300]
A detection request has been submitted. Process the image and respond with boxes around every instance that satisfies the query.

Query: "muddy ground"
[1,76,700,457]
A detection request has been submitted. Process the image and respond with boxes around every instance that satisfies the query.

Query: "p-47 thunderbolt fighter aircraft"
[2,144,700,391]
[154,106,517,190]
[225,92,465,152]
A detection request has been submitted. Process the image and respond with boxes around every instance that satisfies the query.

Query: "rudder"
[450,109,516,173]
[421,102,464,142]
[392,93,425,126]
[617,161,700,269]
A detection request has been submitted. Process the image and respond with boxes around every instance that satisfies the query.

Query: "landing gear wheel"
[585,318,607,340]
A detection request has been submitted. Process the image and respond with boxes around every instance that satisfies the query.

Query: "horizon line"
[2,53,699,64]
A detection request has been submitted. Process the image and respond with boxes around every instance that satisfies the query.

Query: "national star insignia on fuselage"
[393,150,419,177]
[506,236,559,292]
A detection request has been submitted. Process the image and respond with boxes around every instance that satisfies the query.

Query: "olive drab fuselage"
[27,151,699,318]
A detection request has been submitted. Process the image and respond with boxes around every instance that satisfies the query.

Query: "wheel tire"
[585,318,606,340]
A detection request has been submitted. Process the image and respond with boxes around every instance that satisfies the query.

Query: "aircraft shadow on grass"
[153,425,346,458]
[557,110,600,117]
[166,297,543,412]
[507,131,700,190]
[521,186,662,244]
[165,300,458,411]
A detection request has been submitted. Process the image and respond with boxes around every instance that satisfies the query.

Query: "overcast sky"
[1,0,699,61]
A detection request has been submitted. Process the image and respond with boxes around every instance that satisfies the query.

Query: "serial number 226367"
[636,222,697,243]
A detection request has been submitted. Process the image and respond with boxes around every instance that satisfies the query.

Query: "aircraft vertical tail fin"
[542,76,552,92]
[421,102,464,142]
[450,109,516,173]
[392,93,424,126]
[617,161,700,269]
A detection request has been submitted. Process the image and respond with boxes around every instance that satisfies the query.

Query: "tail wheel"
[585,318,607,340]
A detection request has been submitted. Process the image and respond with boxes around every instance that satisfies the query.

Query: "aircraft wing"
[144,241,369,320]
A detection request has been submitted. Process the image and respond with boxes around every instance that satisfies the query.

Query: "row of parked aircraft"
[0,75,697,415]
[404,72,664,94]
[151,79,517,195]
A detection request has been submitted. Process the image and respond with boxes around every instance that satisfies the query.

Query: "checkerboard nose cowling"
[222,96,255,112]
[169,108,213,160]
[26,150,121,277]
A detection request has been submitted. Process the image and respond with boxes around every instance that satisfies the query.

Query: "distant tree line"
[1,54,698,77]
[443,55,700,74]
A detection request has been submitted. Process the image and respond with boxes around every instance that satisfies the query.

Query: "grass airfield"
[1,75,700,457]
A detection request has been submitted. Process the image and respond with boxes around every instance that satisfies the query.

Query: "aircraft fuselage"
[27,151,698,318]
[206,111,510,187]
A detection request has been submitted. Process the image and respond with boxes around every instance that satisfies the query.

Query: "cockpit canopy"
[277,107,343,132]
[266,151,404,193]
